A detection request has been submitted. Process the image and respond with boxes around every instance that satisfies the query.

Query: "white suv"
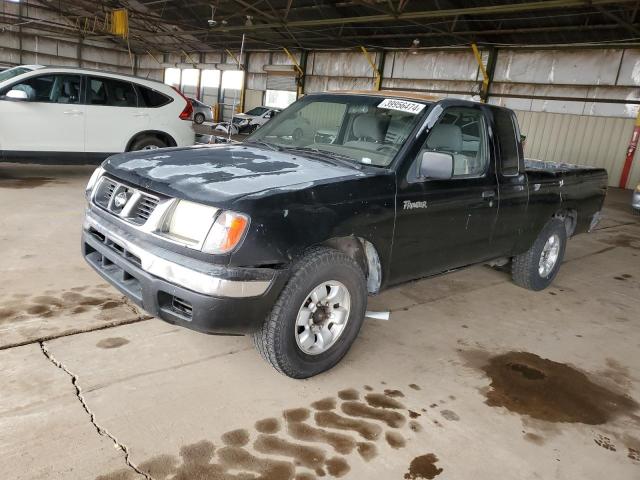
[0,66,195,163]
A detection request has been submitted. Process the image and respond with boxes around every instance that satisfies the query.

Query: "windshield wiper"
[281,146,362,170]
[245,139,281,152]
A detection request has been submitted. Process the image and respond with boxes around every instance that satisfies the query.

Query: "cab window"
[418,107,489,178]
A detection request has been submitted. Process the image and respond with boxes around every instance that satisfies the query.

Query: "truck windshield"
[247,95,429,167]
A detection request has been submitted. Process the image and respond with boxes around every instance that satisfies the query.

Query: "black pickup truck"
[82,90,607,378]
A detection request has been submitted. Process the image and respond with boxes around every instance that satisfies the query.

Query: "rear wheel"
[129,135,167,151]
[512,218,567,291]
[252,247,367,379]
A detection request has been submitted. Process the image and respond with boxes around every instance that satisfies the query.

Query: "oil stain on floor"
[478,351,639,425]
[0,175,58,189]
[0,285,130,325]
[403,453,443,479]
[96,384,449,480]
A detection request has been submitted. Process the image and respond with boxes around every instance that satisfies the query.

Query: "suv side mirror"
[420,151,454,180]
[6,89,28,101]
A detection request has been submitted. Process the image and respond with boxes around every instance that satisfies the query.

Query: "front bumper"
[82,210,286,334]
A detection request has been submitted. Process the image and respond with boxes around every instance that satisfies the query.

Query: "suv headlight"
[85,166,104,200]
[159,200,249,254]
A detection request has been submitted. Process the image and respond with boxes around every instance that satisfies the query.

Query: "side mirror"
[6,89,28,101]
[420,151,454,180]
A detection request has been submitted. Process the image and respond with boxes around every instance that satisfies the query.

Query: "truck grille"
[93,176,162,226]
[134,195,160,223]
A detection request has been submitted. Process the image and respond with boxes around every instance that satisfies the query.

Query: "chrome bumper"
[83,210,271,298]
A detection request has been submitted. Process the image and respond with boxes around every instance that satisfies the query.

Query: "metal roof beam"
[216,0,638,31]
[592,4,640,35]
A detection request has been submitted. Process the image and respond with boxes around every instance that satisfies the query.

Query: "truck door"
[390,105,499,284]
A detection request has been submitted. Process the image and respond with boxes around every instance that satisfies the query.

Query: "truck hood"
[103,144,368,206]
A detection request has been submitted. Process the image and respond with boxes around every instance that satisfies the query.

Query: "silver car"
[189,97,214,124]
[633,183,640,214]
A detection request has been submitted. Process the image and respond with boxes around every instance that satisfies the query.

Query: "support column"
[360,46,381,90]
[620,111,640,189]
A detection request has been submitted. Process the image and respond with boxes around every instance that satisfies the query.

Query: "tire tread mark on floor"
[39,341,153,480]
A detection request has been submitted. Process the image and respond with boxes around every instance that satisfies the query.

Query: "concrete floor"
[1,163,639,480]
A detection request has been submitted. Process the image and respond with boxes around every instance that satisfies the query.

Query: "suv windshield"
[0,67,31,83]
[247,95,429,167]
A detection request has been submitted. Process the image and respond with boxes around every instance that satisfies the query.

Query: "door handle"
[134,112,149,118]
[63,110,83,116]
[481,190,496,199]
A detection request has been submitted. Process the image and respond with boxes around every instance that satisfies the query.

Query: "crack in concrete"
[39,341,153,480]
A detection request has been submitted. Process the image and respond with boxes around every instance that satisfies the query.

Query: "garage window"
[88,77,137,107]
[265,90,297,109]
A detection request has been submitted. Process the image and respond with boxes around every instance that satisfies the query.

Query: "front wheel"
[252,247,367,378]
[194,112,205,124]
[512,218,567,291]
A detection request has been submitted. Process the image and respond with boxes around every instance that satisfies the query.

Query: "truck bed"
[524,158,608,236]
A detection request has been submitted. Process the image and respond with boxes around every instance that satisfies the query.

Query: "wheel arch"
[320,236,382,294]
[552,208,578,237]
[126,130,177,151]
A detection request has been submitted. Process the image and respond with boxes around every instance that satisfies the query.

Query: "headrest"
[353,114,389,142]
[427,124,463,152]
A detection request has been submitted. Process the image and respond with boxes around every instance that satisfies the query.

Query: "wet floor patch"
[404,453,443,479]
[96,337,129,349]
[478,351,639,424]
[0,175,58,189]
[0,285,129,325]
[96,384,448,480]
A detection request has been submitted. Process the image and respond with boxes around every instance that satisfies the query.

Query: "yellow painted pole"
[471,43,489,102]
[283,48,305,98]
[360,46,381,90]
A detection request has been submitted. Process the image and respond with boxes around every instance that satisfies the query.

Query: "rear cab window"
[492,107,522,176]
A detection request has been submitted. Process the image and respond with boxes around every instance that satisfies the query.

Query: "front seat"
[344,114,390,152]
[425,123,469,175]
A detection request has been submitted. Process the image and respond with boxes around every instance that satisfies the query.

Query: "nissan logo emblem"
[113,191,129,209]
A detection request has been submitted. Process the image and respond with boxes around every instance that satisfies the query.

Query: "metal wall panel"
[309,51,377,78]
[385,51,479,81]
[515,110,640,187]
[266,73,296,91]
[495,49,623,85]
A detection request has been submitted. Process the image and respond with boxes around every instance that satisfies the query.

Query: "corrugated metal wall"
[515,110,640,188]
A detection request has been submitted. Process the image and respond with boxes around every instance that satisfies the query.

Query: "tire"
[292,128,304,141]
[252,247,367,379]
[512,218,567,291]
[194,113,205,124]
[129,135,167,151]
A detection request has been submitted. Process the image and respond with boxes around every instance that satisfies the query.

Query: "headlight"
[85,166,104,200]
[202,211,250,254]
[159,200,249,254]
[636,184,640,193]
[160,200,218,246]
